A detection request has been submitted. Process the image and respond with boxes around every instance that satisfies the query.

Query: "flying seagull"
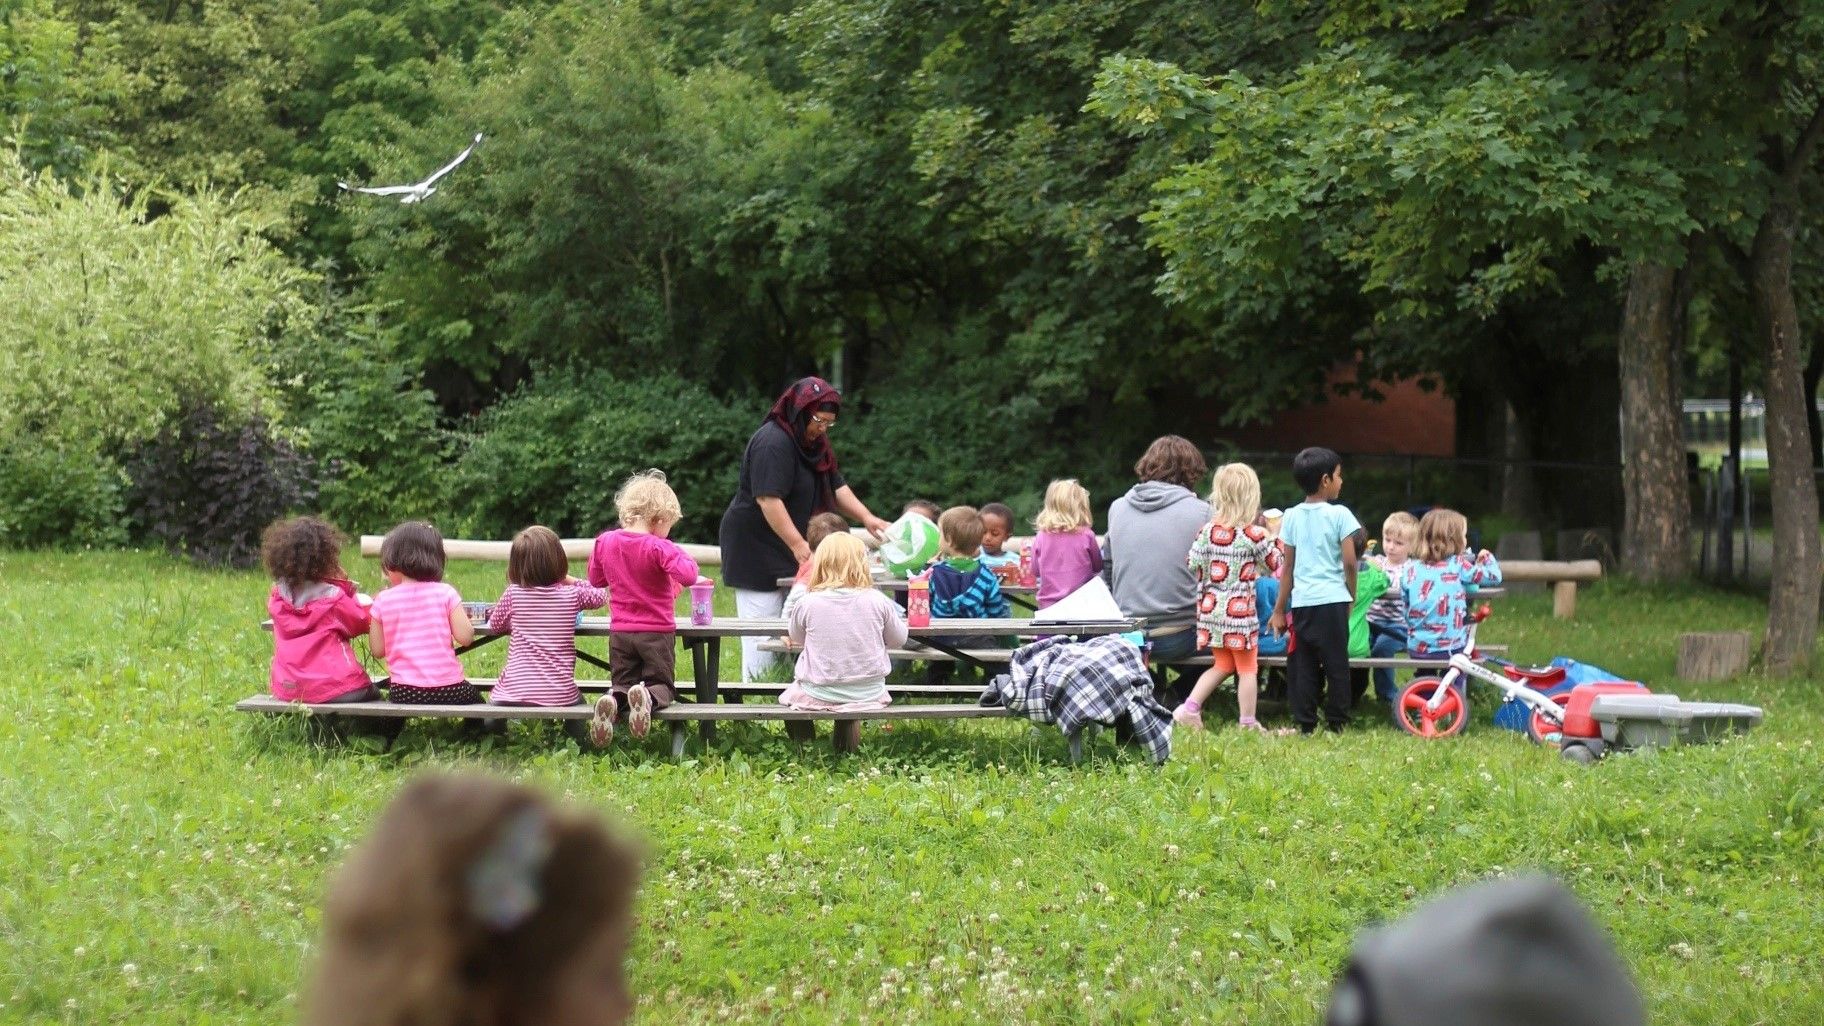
[339,133,484,204]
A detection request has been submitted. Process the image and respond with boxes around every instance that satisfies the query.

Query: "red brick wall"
[1214,366,1456,457]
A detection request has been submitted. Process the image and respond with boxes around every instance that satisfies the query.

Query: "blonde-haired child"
[1179,464,1283,732]
[1403,508,1502,660]
[263,516,375,705]
[1028,479,1103,608]
[780,533,907,711]
[304,773,640,1026]
[1364,511,1419,701]
[587,470,701,745]
[486,526,609,743]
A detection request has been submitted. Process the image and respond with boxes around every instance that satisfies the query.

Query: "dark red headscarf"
[765,376,843,513]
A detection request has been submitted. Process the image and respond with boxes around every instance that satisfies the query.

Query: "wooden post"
[784,720,817,743]
[1552,580,1578,619]
[831,720,861,753]
[1676,632,1754,681]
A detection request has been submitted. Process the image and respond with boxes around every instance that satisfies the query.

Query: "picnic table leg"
[1068,729,1084,765]
[689,639,717,745]
[832,719,861,754]
[669,721,688,760]
[784,720,817,742]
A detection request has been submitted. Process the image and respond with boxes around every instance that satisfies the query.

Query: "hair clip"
[466,806,554,931]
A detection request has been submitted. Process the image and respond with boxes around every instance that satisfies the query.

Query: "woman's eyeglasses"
[810,414,837,428]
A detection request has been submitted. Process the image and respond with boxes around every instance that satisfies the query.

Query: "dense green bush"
[124,403,318,568]
[451,369,759,542]
[0,443,128,549]
[0,150,308,455]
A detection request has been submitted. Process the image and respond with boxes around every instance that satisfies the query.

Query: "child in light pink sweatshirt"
[587,471,701,744]
[781,533,907,711]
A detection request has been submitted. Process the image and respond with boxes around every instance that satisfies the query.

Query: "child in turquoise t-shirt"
[1268,447,1363,734]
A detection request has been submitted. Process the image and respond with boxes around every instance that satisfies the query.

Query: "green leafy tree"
[343,3,812,401]
[1090,2,1822,666]
[60,0,316,217]
[1,0,116,175]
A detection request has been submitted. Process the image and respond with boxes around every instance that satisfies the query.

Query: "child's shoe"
[626,683,653,740]
[1172,700,1205,732]
[590,693,619,747]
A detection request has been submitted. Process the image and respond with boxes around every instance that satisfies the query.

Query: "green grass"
[1,550,1820,1024]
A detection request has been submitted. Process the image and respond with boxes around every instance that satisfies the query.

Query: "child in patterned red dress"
[1178,463,1283,732]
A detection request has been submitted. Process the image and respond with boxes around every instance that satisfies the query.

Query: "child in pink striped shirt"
[587,471,701,745]
[369,521,479,705]
[487,526,608,744]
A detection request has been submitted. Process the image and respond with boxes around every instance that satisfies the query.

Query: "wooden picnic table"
[775,574,1041,611]
[265,614,1140,744]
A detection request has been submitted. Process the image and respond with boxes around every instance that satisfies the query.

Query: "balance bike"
[1392,609,1568,744]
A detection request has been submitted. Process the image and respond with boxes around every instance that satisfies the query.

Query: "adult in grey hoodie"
[1103,436,1211,664]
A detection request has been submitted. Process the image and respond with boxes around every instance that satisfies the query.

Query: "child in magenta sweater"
[587,470,701,745]
[263,516,374,704]
[1028,478,1103,607]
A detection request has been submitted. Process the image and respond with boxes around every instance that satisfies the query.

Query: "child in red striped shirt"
[487,526,609,744]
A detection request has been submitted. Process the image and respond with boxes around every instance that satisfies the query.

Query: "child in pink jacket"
[263,516,374,704]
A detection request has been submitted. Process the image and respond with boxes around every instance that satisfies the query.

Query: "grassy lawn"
[1,549,1820,1024]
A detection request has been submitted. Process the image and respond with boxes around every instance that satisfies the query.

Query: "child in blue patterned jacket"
[1403,508,1503,661]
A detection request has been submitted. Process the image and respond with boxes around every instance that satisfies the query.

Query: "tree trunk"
[1750,194,1822,674]
[1804,338,1824,471]
[1618,261,1690,582]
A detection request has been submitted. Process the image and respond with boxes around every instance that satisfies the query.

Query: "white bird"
[339,133,484,204]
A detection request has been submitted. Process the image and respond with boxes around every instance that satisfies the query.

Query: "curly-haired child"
[263,516,375,705]
[304,773,642,1026]
[587,470,701,745]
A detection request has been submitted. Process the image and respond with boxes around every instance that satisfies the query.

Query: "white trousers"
[734,587,787,681]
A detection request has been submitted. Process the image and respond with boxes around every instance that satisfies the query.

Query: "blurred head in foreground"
[1326,875,1643,1026]
[306,774,641,1026]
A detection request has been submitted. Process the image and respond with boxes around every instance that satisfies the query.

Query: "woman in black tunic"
[719,377,890,679]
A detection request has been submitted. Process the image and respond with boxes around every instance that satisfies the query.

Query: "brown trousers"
[608,632,678,708]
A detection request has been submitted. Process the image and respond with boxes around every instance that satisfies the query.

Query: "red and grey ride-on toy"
[1392,608,1764,761]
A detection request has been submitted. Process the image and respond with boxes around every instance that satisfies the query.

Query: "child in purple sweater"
[1029,479,1103,607]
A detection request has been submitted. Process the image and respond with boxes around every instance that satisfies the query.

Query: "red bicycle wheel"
[1525,693,1573,748]
[1394,679,1468,739]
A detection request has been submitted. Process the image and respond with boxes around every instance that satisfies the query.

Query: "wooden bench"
[234,695,1129,761]
[758,639,1506,668]
[1497,561,1600,618]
